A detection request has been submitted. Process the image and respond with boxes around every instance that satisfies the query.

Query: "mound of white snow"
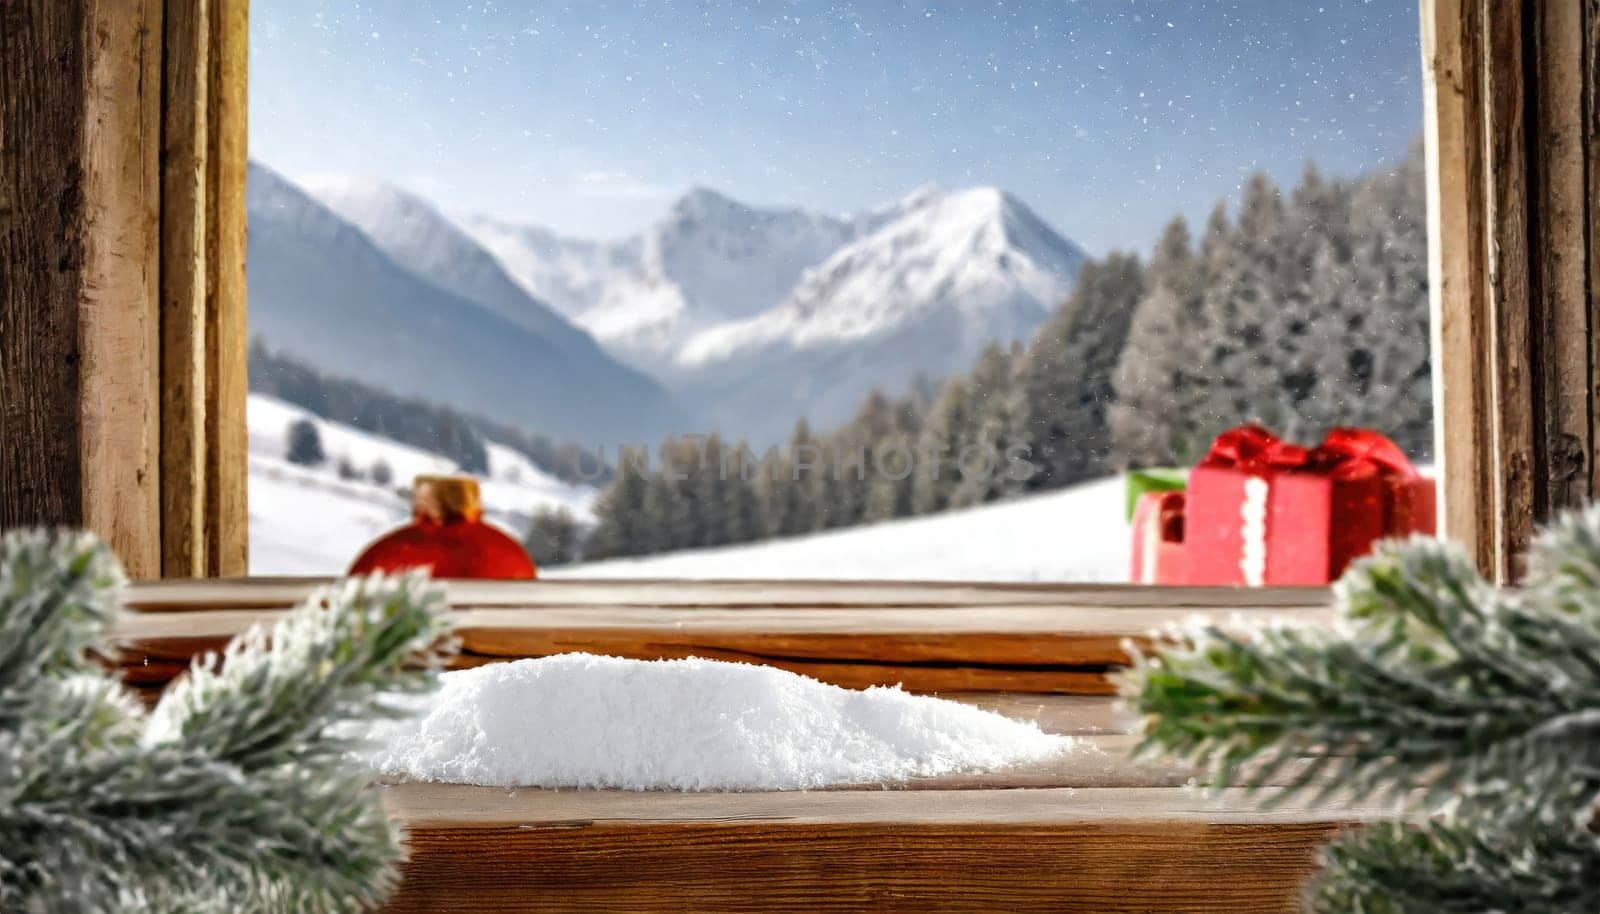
[367,653,1070,791]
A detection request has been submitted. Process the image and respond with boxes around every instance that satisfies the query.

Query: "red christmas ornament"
[350,475,537,580]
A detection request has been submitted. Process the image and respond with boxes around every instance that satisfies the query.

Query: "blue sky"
[250,1,1423,254]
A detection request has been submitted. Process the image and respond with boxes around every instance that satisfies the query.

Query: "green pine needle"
[1126,507,1600,912]
[0,529,456,913]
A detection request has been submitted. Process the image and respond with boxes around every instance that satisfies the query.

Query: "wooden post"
[1423,0,1599,582]
[1,0,163,578]
[204,0,249,577]
[0,0,247,579]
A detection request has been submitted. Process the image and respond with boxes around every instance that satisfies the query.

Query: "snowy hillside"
[247,394,597,576]
[551,476,1128,583]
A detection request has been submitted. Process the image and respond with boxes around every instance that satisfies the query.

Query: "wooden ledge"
[381,783,1368,914]
[114,580,1331,695]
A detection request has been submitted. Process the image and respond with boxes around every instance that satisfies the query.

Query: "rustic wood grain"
[160,0,210,577]
[1483,0,1538,579]
[122,577,1330,612]
[1530,0,1591,514]
[77,0,163,578]
[379,785,1364,914]
[1584,0,1600,501]
[1422,0,1497,577]
[1422,0,1600,582]
[0,2,88,533]
[204,0,249,576]
[110,595,1332,695]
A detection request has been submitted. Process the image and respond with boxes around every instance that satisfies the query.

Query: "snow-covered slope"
[247,394,597,575]
[247,162,690,447]
[675,186,1087,442]
[458,188,854,374]
[551,476,1128,583]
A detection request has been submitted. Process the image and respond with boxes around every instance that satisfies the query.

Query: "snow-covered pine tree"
[584,448,654,559]
[1193,174,1288,437]
[1022,253,1145,487]
[719,440,766,544]
[1110,215,1211,467]
[0,529,453,913]
[952,341,1029,507]
[1344,141,1433,458]
[1129,507,1600,912]
[911,375,974,515]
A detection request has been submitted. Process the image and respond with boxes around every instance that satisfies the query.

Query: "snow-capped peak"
[682,184,1085,360]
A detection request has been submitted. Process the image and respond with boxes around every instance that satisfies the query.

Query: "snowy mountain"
[305,176,596,352]
[550,474,1128,582]
[458,188,856,374]
[675,186,1088,443]
[460,183,1084,444]
[246,163,689,448]
[247,394,597,575]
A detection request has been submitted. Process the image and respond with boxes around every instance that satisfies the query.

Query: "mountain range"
[248,164,1087,448]
[246,163,687,448]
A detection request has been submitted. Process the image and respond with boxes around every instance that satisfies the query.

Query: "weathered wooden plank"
[380,785,1365,914]
[1422,0,1497,577]
[78,0,163,578]
[160,0,210,577]
[0,1,88,533]
[122,577,1329,612]
[204,0,249,577]
[1530,0,1592,512]
[109,600,1331,694]
[1584,0,1600,500]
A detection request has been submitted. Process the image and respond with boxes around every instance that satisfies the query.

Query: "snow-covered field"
[249,393,1131,581]
[248,394,597,575]
[551,476,1129,582]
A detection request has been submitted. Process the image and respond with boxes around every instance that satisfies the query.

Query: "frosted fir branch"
[147,572,456,770]
[1127,505,1600,912]
[0,531,124,713]
[0,533,456,914]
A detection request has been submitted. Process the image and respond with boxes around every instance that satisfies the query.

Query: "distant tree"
[370,459,394,487]
[1023,252,1146,487]
[336,455,360,481]
[585,448,654,559]
[912,376,974,515]
[525,507,583,567]
[286,419,325,467]
[952,341,1029,507]
[719,440,766,544]
[1110,215,1213,466]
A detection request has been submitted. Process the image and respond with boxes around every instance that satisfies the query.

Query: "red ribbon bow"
[1200,424,1417,481]
[1198,424,1311,475]
[1309,427,1419,481]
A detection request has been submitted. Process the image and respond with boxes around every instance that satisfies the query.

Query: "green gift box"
[1124,468,1188,522]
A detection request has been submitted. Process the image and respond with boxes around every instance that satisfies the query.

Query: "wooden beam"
[0,0,164,576]
[1423,0,1600,580]
[0,2,89,532]
[160,0,209,577]
[204,0,248,576]
[379,784,1366,914]
[110,582,1332,695]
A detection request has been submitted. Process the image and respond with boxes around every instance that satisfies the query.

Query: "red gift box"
[1130,490,1187,584]
[1182,425,1436,586]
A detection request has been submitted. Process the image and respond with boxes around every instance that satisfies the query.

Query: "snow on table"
[367,653,1071,791]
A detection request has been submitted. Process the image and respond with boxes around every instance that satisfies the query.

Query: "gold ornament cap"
[412,475,482,524]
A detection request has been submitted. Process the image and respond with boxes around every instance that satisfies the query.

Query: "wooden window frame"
[2,0,1597,584]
